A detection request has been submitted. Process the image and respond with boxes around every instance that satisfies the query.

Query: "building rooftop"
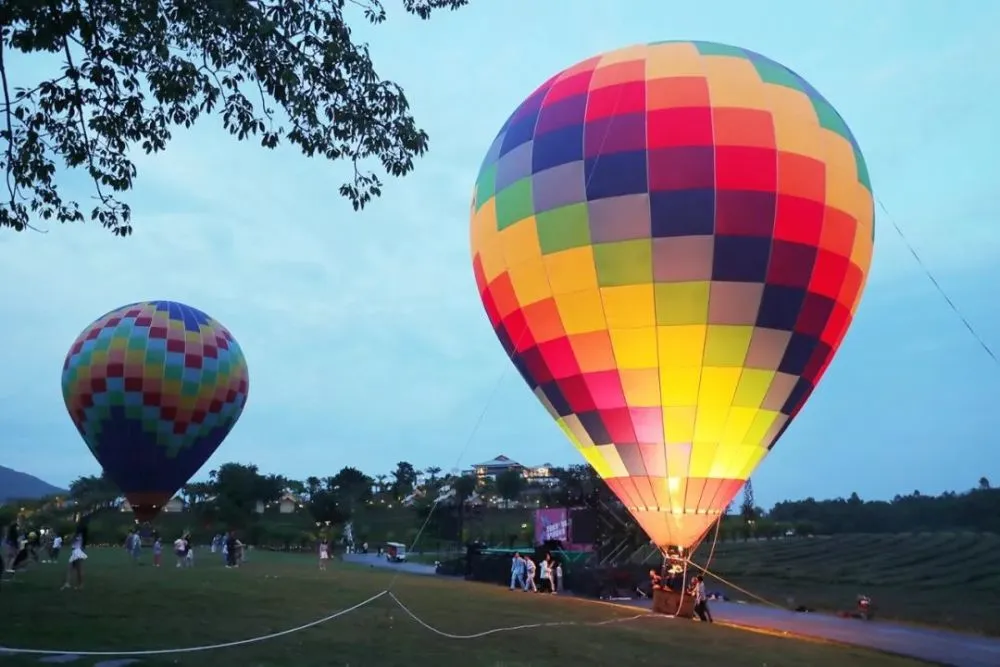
[468,456,555,474]
[471,455,516,467]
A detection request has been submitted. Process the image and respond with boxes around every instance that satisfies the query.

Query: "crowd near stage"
[439,506,699,619]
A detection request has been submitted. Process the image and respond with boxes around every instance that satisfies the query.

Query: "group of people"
[120,529,246,569]
[4,524,64,566]
[2,518,90,591]
[509,552,561,593]
[210,532,246,567]
[124,528,191,567]
[649,568,714,623]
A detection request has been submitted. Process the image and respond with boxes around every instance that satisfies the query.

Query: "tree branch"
[63,35,109,206]
[0,40,19,219]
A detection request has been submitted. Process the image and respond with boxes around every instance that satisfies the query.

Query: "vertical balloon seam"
[642,54,673,545]
[700,51,780,535]
[681,45,708,546]
[590,65,664,535]
[681,48,710,543]
[663,46,708,545]
[688,47,715,541]
[585,66,652,528]
[526,62,568,460]
[570,67,624,514]
[577,64,642,520]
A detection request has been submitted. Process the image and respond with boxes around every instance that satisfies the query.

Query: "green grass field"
[681,532,1000,635]
[0,549,930,667]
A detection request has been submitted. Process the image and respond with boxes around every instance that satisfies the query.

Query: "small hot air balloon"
[470,41,873,554]
[62,300,250,522]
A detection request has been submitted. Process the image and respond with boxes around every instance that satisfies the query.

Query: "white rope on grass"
[0,590,388,657]
[387,592,659,640]
[0,588,662,657]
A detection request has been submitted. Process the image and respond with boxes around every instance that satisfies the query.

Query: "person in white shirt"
[61,533,87,590]
[50,535,63,563]
[522,556,538,592]
[545,554,557,594]
[174,537,186,567]
[692,574,713,622]
[319,539,330,570]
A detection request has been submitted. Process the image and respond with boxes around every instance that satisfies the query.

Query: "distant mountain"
[0,465,66,502]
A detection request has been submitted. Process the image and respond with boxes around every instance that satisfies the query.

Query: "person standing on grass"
[538,556,549,592]
[4,523,20,572]
[174,535,185,567]
[545,554,557,594]
[522,555,538,592]
[692,574,713,623]
[225,531,238,568]
[509,553,525,590]
[183,532,194,567]
[319,538,330,570]
[127,530,141,563]
[50,534,63,564]
[27,531,40,564]
[152,535,163,567]
[61,526,88,590]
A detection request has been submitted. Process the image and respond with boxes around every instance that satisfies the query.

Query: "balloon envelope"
[62,300,250,521]
[470,41,873,551]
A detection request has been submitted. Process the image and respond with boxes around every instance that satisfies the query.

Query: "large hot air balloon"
[470,41,873,554]
[62,300,250,521]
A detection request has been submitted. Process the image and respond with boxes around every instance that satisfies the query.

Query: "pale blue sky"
[2,0,998,508]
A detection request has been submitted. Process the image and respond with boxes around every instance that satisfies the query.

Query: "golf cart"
[385,542,407,563]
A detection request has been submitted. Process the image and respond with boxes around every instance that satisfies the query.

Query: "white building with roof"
[466,455,556,484]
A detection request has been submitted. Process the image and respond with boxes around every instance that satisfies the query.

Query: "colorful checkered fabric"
[62,301,249,520]
[470,41,873,549]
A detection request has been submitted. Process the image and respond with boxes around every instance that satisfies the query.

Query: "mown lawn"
[0,549,929,667]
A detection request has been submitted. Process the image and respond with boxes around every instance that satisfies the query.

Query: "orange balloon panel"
[470,41,873,550]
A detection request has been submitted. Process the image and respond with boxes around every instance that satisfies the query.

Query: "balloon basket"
[651,588,695,618]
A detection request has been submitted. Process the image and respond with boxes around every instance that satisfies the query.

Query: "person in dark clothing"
[27,531,40,562]
[225,531,238,568]
[4,523,17,567]
[12,545,29,569]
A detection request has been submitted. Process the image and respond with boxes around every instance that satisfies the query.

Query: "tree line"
[765,477,999,535]
[3,461,997,543]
